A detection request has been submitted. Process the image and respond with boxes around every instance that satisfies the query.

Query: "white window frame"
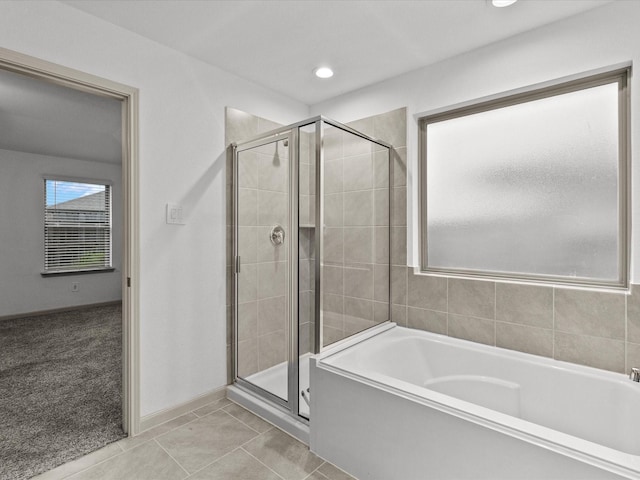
[42,176,114,275]
[418,67,630,289]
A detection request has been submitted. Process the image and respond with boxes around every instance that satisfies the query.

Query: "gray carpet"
[0,303,125,480]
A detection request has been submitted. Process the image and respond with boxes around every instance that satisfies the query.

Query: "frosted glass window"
[420,72,628,287]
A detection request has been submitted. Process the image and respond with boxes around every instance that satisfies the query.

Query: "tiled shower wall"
[226,108,287,381]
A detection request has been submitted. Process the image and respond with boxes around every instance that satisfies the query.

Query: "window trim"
[42,176,114,275]
[418,67,630,289]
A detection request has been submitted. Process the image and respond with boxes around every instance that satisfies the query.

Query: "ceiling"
[0,68,122,164]
[63,0,613,105]
[0,0,614,164]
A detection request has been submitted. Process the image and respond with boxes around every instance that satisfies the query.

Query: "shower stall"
[229,117,392,437]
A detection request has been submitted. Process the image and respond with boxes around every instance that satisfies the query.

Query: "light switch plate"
[166,203,185,225]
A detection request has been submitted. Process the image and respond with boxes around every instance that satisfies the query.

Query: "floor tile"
[32,442,124,480]
[305,473,329,480]
[118,413,198,451]
[193,397,232,417]
[68,441,186,480]
[243,428,323,480]
[156,410,259,473]
[223,403,273,433]
[187,448,282,480]
[317,462,357,480]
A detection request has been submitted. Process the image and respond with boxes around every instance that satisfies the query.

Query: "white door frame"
[0,47,141,435]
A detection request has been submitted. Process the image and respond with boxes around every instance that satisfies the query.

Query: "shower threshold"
[228,353,312,444]
[244,353,311,417]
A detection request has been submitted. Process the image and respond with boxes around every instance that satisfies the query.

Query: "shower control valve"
[270,225,285,246]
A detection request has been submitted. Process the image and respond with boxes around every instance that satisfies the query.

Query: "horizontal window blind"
[44,179,112,272]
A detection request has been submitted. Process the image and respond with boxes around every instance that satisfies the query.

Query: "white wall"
[310,0,640,283]
[0,0,308,417]
[0,149,122,317]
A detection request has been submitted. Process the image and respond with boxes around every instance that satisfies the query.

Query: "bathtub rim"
[313,324,640,479]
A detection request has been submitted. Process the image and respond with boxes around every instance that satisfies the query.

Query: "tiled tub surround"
[360,105,640,377]
[311,325,640,480]
[393,273,640,375]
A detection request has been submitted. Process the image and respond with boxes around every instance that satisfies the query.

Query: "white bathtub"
[310,324,640,480]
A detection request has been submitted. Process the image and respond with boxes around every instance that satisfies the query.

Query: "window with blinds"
[44,179,112,273]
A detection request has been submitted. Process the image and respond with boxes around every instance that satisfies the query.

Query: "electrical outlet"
[71,282,79,292]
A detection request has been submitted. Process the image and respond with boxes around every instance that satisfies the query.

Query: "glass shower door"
[234,135,290,404]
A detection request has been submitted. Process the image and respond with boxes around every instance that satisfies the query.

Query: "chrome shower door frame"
[232,127,302,420]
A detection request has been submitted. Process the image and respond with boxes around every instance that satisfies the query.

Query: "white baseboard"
[0,300,122,322]
[139,386,227,433]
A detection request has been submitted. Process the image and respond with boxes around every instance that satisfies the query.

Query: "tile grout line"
[152,438,191,478]
[240,445,287,480]
[552,287,556,360]
[625,292,628,373]
[219,407,274,436]
[52,443,127,480]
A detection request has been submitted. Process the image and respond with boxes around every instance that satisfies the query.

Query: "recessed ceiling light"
[492,0,517,6]
[314,67,334,79]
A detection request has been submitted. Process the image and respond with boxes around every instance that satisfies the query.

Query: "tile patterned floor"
[31,397,356,480]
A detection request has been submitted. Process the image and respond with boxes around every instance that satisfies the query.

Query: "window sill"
[41,267,116,277]
[413,267,629,295]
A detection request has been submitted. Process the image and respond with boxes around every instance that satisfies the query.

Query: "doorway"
[0,47,139,477]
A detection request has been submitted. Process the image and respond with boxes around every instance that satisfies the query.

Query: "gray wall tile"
[345,297,373,321]
[374,264,390,303]
[374,226,390,265]
[322,265,343,295]
[257,191,287,226]
[554,331,624,373]
[391,265,407,306]
[448,314,495,346]
[407,307,447,335]
[237,264,257,304]
[373,108,407,148]
[344,264,374,300]
[257,262,286,300]
[495,283,552,328]
[258,331,286,370]
[343,154,372,191]
[390,227,406,266]
[407,271,446,311]
[238,188,257,226]
[344,191,373,226]
[554,288,625,340]
[257,296,286,336]
[627,284,640,343]
[373,150,390,189]
[391,304,407,327]
[344,227,373,264]
[626,342,640,373]
[237,302,257,342]
[495,322,552,358]
[392,186,406,226]
[448,278,495,319]
[324,193,343,227]
[392,147,407,187]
